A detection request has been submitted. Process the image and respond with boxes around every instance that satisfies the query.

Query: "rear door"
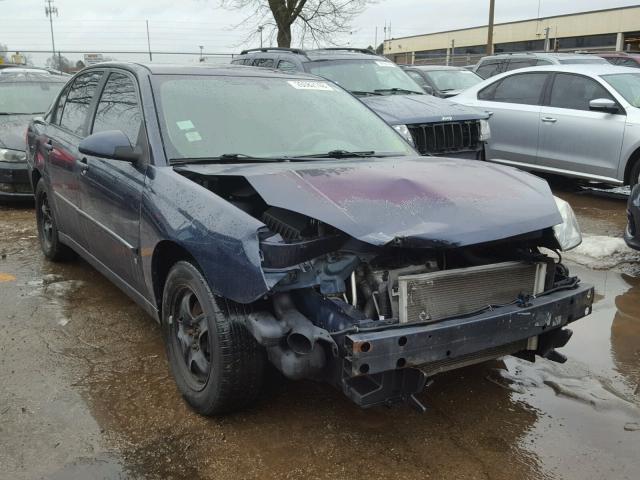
[474,72,550,165]
[76,70,147,291]
[45,70,104,237]
[537,72,626,180]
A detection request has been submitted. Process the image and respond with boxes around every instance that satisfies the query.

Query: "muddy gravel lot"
[1,180,639,480]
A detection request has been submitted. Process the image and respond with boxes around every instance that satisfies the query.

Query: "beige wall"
[384,6,640,54]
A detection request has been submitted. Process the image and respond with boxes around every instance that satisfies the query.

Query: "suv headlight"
[553,196,582,251]
[0,148,27,163]
[393,124,415,147]
[479,119,491,141]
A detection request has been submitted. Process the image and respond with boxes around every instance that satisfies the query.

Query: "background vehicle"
[400,65,483,98]
[598,52,640,68]
[27,62,591,415]
[473,52,607,79]
[625,184,640,250]
[0,68,67,201]
[453,64,640,186]
[233,47,490,159]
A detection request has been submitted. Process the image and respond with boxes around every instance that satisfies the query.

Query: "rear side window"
[277,60,298,73]
[505,58,538,71]
[59,71,102,136]
[480,73,548,105]
[92,72,142,146]
[549,73,615,111]
[475,61,503,79]
[254,58,275,68]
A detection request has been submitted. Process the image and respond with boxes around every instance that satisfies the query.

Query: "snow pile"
[562,235,640,270]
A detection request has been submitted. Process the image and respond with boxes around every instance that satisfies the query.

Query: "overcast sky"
[1,0,638,64]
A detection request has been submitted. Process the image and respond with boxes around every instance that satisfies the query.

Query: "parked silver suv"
[473,52,607,79]
[453,64,640,186]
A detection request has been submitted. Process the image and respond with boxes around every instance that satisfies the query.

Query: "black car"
[27,62,592,415]
[0,68,67,200]
[232,48,490,159]
[400,65,483,98]
[625,184,640,250]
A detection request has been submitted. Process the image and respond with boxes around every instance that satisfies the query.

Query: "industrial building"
[384,5,640,65]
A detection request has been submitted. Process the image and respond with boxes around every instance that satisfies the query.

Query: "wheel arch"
[624,145,640,185]
[151,240,197,317]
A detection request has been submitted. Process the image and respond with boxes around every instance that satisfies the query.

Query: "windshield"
[558,58,607,65]
[0,81,65,114]
[153,75,415,162]
[602,73,640,107]
[304,59,424,95]
[423,69,482,91]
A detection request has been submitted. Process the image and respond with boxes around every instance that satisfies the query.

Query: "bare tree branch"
[220,0,375,48]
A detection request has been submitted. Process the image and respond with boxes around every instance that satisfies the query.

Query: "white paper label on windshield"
[185,131,202,142]
[375,61,396,67]
[177,120,195,130]
[287,80,334,91]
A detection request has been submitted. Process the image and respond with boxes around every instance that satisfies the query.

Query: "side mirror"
[589,98,618,114]
[78,130,140,162]
[422,85,434,95]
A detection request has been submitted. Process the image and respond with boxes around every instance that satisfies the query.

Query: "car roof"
[81,61,322,79]
[402,65,468,71]
[0,68,68,82]
[235,47,385,63]
[479,52,604,62]
[499,63,637,75]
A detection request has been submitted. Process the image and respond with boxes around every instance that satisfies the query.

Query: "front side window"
[92,72,142,145]
[0,78,65,115]
[602,73,640,108]
[304,59,424,95]
[277,60,298,73]
[153,75,414,161]
[254,58,275,68]
[59,71,103,135]
[423,69,482,92]
[483,73,548,105]
[549,73,614,111]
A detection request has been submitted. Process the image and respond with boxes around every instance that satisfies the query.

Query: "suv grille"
[408,120,481,155]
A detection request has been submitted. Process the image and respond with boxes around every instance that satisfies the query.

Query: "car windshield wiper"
[170,154,289,165]
[0,112,41,115]
[294,150,382,159]
[374,88,424,95]
[349,90,383,96]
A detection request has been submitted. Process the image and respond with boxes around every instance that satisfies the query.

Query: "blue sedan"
[27,63,593,415]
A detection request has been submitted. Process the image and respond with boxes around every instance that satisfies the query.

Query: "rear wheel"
[162,261,265,415]
[35,179,74,261]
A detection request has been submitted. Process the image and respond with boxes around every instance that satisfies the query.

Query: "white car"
[452,64,640,186]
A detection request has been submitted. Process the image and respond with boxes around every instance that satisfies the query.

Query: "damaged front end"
[176,158,594,410]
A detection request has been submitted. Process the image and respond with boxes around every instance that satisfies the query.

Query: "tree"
[221,0,373,48]
[46,54,71,73]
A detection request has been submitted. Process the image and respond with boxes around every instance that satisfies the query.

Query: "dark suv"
[233,48,490,159]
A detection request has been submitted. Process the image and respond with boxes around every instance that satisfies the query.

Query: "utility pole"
[44,0,58,69]
[146,20,152,61]
[543,26,551,51]
[486,0,495,55]
[199,45,204,62]
[257,26,264,48]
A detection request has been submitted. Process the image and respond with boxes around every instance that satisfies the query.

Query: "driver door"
[76,70,148,292]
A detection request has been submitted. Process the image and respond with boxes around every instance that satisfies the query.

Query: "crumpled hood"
[0,115,31,151]
[360,94,487,125]
[176,157,562,248]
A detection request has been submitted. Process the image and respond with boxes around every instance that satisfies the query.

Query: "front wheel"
[35,179,74,261]
[162,261,265,415]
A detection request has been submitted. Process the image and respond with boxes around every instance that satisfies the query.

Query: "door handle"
[541,117,557,123]
[78,157,89,175]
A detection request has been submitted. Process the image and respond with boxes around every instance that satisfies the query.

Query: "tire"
[35,179,75,261]
[161,261,265,415]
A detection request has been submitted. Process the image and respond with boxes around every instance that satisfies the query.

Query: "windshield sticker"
[375,61,396,67]
[177,120,195,130]
[185,131,202,142]
[287,80,334,91]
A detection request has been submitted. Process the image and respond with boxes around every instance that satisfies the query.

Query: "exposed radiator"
[397,261,547,324]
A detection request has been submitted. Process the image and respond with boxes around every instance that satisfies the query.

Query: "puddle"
[2,195,640,480]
